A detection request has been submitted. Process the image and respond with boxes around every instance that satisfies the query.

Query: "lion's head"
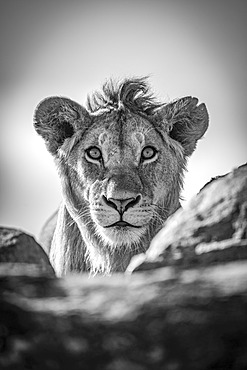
[34,78,208,275]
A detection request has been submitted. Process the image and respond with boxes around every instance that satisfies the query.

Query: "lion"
[34,77,209,276]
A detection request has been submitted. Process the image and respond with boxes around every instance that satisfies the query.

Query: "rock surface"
[127,164,247,273]
[1,261,247,370]
[0,227,54,276]
[1,164,247,369]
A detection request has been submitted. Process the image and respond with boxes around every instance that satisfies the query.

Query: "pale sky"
[0,0,246,237]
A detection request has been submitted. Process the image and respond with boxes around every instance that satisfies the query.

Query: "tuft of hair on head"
[86,77,163,116]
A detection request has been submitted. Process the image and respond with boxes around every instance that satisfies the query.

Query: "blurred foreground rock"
[1,261,247,370]
[1,164,247,369]
[127,163,247,273]
[0,227,54,276]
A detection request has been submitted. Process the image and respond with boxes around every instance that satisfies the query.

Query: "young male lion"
[34,78,209,276]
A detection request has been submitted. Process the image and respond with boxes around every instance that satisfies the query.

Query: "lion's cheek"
[123,209,153,226]
[86,179,108,204]
[90,208,118,227]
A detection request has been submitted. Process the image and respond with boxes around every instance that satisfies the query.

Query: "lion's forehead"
[82,113,162,162]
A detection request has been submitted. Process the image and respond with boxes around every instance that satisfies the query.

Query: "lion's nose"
[102,195,142,214]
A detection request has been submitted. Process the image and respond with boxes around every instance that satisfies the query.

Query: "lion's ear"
[34,97,90,155]
[158,97,209,156]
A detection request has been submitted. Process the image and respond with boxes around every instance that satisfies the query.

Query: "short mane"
[86,77,162,115]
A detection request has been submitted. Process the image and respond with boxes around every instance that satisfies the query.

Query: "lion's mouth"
[105,221,142,228]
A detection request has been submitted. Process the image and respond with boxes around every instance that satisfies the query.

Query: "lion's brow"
[86,77,163,116]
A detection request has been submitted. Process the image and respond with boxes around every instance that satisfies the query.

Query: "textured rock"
[1,164,247,369]
[0,227,55,276]
[127,164,247,273]
[1,261,247,370]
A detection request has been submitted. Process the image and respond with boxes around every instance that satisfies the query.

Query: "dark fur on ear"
[34,97,90,155]
[157,97,209,156]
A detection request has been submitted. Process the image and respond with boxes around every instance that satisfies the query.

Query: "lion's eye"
[85,147,102,161]
[141,146,157,161]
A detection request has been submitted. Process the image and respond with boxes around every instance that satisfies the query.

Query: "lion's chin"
[96,224,146,250]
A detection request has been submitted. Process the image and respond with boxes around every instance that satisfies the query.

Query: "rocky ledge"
[127,163,247,272]
[0,164,246,370]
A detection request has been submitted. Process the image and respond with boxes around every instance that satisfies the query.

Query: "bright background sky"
[0,0,246,238]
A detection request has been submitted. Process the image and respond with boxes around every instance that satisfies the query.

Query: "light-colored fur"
[34,77,208,276]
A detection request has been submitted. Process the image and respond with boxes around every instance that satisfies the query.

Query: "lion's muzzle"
[102,194,142,215]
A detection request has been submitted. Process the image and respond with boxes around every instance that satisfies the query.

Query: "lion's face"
[34,78,208,267]
[63,110,183,248]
